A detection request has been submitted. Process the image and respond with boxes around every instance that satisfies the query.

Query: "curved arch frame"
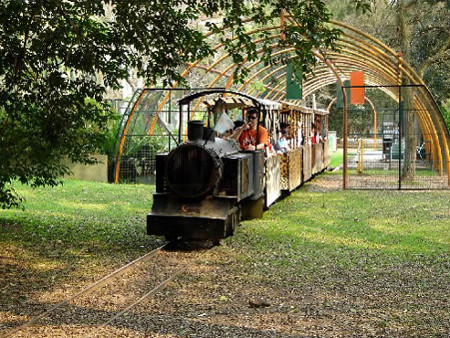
[114,17,449,187]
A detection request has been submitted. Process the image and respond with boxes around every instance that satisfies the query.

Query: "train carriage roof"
[203,96,282,111]
[282,103,329,116]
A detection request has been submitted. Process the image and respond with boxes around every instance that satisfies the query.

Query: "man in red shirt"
[231,108,268,151]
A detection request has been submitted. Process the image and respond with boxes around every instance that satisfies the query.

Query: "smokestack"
[187,120,204,142]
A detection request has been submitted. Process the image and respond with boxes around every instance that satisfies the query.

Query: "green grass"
[353,168,439,176]
[329,148,357,168]
[229,175,449,273]
[225,175,449,335]
[0,179,158,250]
[229,188,450,286]
[2,177,447,259]
[329,149,344,168]
[234,184,449,257]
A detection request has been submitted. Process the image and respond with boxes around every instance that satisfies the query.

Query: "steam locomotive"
[147,89,330,243]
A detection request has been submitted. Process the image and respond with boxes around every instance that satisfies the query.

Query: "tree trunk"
[397,0,416,180]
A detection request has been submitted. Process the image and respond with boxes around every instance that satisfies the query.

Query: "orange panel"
[350,71,365,104]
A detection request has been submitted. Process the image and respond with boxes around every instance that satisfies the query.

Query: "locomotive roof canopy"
[203,96,283,111]
[178,89,262,107]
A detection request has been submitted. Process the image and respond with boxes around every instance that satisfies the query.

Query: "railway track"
[2,240,215,337]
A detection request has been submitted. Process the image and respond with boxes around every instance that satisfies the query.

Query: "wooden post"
[343,84,348,189]
[373,107,377,150]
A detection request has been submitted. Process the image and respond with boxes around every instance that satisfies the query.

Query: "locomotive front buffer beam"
[147,193,240,241]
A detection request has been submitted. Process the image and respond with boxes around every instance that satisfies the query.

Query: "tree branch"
[417,37,450,76]
[14,6,37,78]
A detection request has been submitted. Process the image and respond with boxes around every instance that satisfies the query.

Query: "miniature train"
[147,89,330,242]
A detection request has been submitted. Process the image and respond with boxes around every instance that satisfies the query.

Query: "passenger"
[233,120,245,130]
[275,122,291,154]
[315,131,321,144]
[321,127,327,142]
[230,108,268,151]
[298,122,304,146]
[222,129,232,139]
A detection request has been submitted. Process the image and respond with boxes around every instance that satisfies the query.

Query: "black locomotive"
[147,89,330,242]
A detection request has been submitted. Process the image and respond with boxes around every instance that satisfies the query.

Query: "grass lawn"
[224,174,449,335]
[0,179,157,249]
[0,177,449,336]
[329,148,357,168]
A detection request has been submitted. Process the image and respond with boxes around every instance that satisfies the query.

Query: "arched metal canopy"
[115,17,449,185]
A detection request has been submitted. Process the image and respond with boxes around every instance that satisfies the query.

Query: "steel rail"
[100,244,220,330]
[101,267,187,327]
[2,242,170,338]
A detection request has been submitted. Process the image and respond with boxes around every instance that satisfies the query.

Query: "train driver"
[230,107,268,151]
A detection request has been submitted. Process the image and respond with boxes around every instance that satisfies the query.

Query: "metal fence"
[344,85,449,190]
[113,88,216,184]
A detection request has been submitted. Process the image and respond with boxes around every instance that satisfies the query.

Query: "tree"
[442,100,450,130]
[324,0,449,108]
[392,0,414,179]
[394,0,450,179]
[2,0,368,208]
[326,0,449,101]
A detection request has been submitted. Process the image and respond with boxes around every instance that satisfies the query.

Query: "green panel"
[286,62,302,100]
